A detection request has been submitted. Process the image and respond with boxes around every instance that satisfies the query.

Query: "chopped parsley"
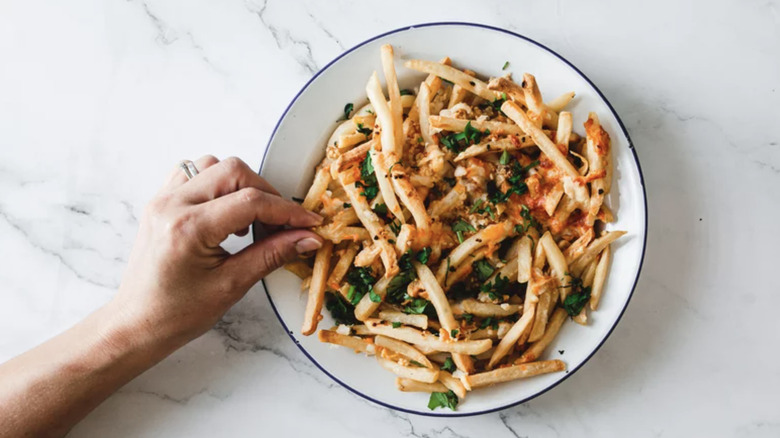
[472,260,495,282]
[343,102,353,120]
[369,288,382,303]
[479,316,499,330]
[345,267,376,305]
[392,321,402,328]
[450,329,459,338]
[372,203,388,217]
[389,219,402,235]
[416,247,431,264]
[342,202,351,208]
[562,277,592,316]
[409,360,425,367]
[502,61,510,70]
[356,122,372,136]
[324,292,358,325]
[428,390,459,411]
[451,219,477,243]
[440,121,490,153]
[480,274,510,300]
[400,89,414,96]
[356,152,379,200]
[487,157,539,205]
[386,251,417,304]
[441,357,456,372]
[403,298,432,315]
[461,313,474,323]
[499,150,512,165]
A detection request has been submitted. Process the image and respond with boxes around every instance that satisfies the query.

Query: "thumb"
[226,229,323,288]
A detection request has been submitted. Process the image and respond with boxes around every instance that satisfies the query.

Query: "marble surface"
[1,0,778,436]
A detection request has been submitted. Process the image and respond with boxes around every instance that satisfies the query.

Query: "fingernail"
[295,237,322,253]
[305,210,324,225]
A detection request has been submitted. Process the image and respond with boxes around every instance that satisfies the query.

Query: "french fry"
[428,183,466,217]
[460,299,522,317]
[339,171,399,277]
[539,231,572,301]
[377,357,440,383]
[326,243,360,290]
[436,221,514,284]
[590,245,611,310]
[465,360,566,388]
[414,262,475,373]
[354,243,382,267]
[555,111,573,152]
[368,148,404,223]
[584,112,612,226]
[569,230,626,276]
[527,288,552,343]
[516,235,533,283]
[518,308,567,364]
[354,276,392,321]
[375,335,433,368]
[404,59,499,101]
[378,310,428,330]
[380,44,405,154]
[318,329,372,354]
[501,101,580,179]
[546,91,575,112]
[454,137,536,162]
[396,378,448,393]
[365,319,492,355]
[439,371,467,399]
[564,229,594,263]
[313,223,371,244]
[284,261,312,279]
[487,303,535,368]
[302,165,331,211]
[521,73,554,127]
[302,241,333,336]
[417,82,434,146]
[428,116,527,136]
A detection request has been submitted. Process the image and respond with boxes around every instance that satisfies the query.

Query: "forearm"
[0,300,181,438]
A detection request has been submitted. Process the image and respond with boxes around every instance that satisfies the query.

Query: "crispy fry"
[404,59,499,101]
[365,320,492,355]
[354,276,392,321]
[396,378,448,393]
[284,261,313,279]
[377,357,440,383]
[302,241,333,336]
[318,329,372,353]
[466,360,566,388]
[378,310,428,329]
[459,299,522,317]
[375,335,433,368]
[590,245,611,310]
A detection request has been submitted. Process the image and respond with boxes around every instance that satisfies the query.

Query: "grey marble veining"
[1,0,778,436]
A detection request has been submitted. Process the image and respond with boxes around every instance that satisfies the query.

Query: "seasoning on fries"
[293,44,626,410]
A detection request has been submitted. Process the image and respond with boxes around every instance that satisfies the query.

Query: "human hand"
[112,156,323,346]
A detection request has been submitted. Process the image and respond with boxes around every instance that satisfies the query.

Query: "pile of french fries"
[286,44,625,410]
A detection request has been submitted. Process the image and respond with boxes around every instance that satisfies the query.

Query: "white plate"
[257,23,647,416]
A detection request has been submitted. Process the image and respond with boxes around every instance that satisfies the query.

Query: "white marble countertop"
[1,1,779,436]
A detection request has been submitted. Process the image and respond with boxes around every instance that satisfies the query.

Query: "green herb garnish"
[356,122,372,136]
[428,390,459,411]
[343,102,354,120]
[441,357,456,373]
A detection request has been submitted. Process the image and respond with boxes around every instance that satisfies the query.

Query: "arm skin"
[0,156,324,437]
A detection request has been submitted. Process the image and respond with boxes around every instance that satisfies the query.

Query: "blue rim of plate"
[256,21,648,417]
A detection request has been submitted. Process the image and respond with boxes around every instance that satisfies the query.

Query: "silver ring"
[178,160,199,180]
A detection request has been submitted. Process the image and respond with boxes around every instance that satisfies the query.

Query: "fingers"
[196,187,323,246]
[163,155,221,191]
[177,157,280,204]
[224,229,323,288]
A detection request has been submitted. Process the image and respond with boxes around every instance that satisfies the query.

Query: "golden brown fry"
[465,360,566,388]
[326,243,360,290]
[375,335,433,368]
[396,378,448,393]
[318,329,372,353]
[284,261,313,279]
[365,319,492,355]
[377,357,440,383]
[459,299,522,317]
[404,59,498,101]
[378,310,428,330]
[590,245,611,310]
[302,241,333,336]
[518,308,568,364]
